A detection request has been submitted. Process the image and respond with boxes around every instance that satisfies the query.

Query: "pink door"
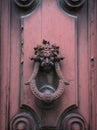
[0,0,97,130]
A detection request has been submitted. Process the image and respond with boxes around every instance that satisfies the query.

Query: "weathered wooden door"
[0,0,97,130]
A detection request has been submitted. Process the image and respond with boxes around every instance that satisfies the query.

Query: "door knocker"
[25,40,69,104]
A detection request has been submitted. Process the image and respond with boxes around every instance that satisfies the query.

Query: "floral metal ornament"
[30,40,64,70]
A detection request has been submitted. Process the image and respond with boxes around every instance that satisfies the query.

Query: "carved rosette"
[14,0,40,8]
[61,113,88,130]
[58,0,85,11]
[10,113,36,130]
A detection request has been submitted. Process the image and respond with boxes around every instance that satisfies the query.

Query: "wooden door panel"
[10,0,88,128]
[23,0,77,124]
[0,0,97,130]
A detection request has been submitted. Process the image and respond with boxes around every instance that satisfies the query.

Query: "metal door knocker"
[25,40,69,104]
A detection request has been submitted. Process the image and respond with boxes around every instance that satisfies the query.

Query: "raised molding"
[10,112,36,130]
[14,0,40,8]
[57,0,85,12]
[61,113,88,130]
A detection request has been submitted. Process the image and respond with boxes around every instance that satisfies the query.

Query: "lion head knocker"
[25,40,69,104]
